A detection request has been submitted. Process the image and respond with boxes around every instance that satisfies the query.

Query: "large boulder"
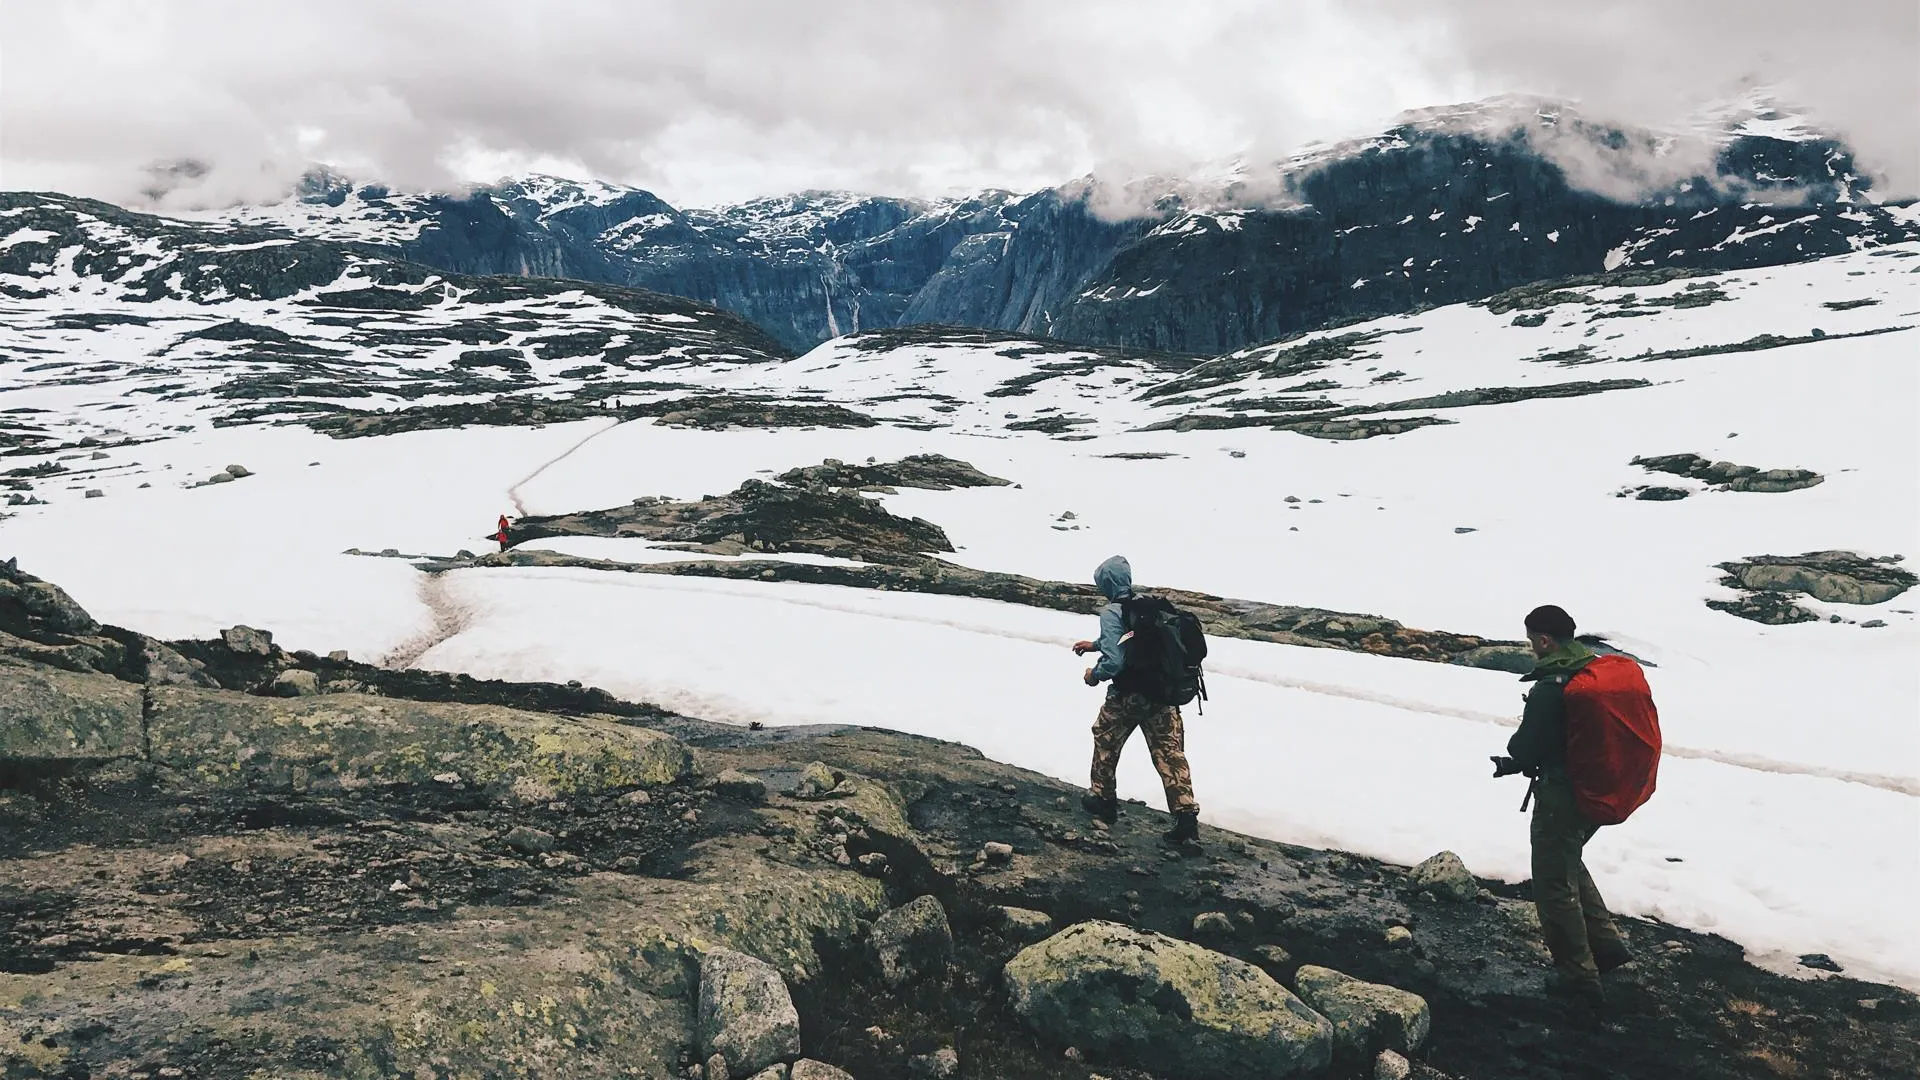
[146,688,693,799]
[1407,850,1477,902]
[0,658,143,762]
[1292,965,1431,1057]
[871,894,954,988]
[1003,920,1332,1078]
[0,569,99,635]
[698,947,802,1077]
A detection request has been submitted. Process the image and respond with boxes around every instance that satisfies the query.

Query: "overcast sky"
[2,0,1915,209]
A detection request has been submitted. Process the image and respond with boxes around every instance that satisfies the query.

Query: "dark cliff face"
[259,106,1918,356]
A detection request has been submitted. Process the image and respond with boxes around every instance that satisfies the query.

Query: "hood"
[1094,555,1134,601]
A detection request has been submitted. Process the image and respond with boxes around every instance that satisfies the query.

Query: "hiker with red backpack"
[1492,604,1662,1008]
[1071,555,1209,848]
[495,514,512,552]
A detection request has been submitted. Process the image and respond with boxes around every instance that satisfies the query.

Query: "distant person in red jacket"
[495,514,511,552]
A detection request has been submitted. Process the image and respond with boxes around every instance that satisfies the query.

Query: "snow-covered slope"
[2,238,1917,991]
[0,192,790,448]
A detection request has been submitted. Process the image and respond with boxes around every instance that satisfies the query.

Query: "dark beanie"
[1524,605,1577,641]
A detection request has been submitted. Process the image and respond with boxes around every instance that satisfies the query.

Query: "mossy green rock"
[146,688,692,799]
[1003,920,1332,1078]
[0,658,142,762]
[1292,964,1431,1056]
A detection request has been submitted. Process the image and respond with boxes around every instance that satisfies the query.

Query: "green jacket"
[1507,641,1597,774]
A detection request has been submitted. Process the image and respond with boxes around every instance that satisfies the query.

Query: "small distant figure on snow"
[495,514,512,552]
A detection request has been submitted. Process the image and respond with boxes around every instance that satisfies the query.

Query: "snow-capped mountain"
[162,96,1918,357]
[0,192,789,449]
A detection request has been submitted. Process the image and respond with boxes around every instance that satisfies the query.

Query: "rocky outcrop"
[1709,551,1916,624]
[1003,920,1333,1078]
[510,478,954,561]
[145,688,694,800]
[774,455,1009,492]
[1631,453,1824,494]
[1292,965,1432,1058]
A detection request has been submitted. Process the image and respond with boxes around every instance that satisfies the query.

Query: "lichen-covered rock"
[991,906,1054,943]
[0,565,100,635]
[220,624,274,656]
[1004,920,1332,1079]
[746,1065,790,1080]
[1292,964,1431,1057]
[0,658,143,762]
[794,760,841,799]
[1407,850,1477,902]
[1719,551,1916,606]
[146,688,693,798]
[1192,911,1235,936]
[698,947,802,1077]
[270,668,319,697]
[871,894,954,988]
[715,767,770,803]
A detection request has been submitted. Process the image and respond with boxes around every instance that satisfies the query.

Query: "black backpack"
[1120,595,1209,710]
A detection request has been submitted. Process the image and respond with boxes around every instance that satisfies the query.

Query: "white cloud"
[0,0,1911,209]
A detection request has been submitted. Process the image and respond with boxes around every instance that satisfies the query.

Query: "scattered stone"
[623,789,653,805]
[504,826,556,854]
[789,1062,855,1080]
[270,669,319,697]
[746,1066,789,1080]
[84,488,103,498]
[698,948,803,1078]
[1452,526,1476,534]
[871,895,954,989]
[1862,619,1888,629]
[1374,1048,1413,1080]
[1383,926,1413,948]
[1255,944,1293,968]
[1799,953,1845,973]
[1632,453,1821,494]
[992,906,1055,943]
[1407,850,1477,902]
[1292,964,1431,1057]
[327,649,349,662]
[715,768,769,803]
[220,625,274,656]
[794,761,842,799]
[1004,920,1332,1079]
[1192,911,1235,936]
[206,471,234,484]
[980,841,1014,864]
[707,1052,730,1080]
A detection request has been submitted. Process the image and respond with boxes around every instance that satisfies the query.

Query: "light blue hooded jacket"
[1089,555,1134,684]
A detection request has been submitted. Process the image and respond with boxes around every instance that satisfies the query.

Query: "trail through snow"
[505,417,624,517]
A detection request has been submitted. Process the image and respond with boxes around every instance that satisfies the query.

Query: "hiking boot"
[1545,970,1606,1010]
[1162,810,1200,848]
[1594,942,1635,975]
[1081,794,1118,825]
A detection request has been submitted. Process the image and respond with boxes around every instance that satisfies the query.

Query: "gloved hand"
[1083,667,1099,687]
[1490,755,1523,778]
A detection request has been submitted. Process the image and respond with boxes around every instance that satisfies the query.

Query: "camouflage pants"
[1090,689,1199,815]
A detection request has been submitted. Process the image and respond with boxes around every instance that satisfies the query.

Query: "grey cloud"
[0,0,1912,212]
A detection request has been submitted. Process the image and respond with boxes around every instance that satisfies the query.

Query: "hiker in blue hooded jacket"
[1071,555,1201,846]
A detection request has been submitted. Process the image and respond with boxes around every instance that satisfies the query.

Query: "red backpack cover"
[1562,653,1662,825]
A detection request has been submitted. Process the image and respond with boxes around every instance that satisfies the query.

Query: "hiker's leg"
[1088,691,1138,800]
[1140,704,1199,815]
[1530,781,1599,985]
[1576,858,1627,959]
